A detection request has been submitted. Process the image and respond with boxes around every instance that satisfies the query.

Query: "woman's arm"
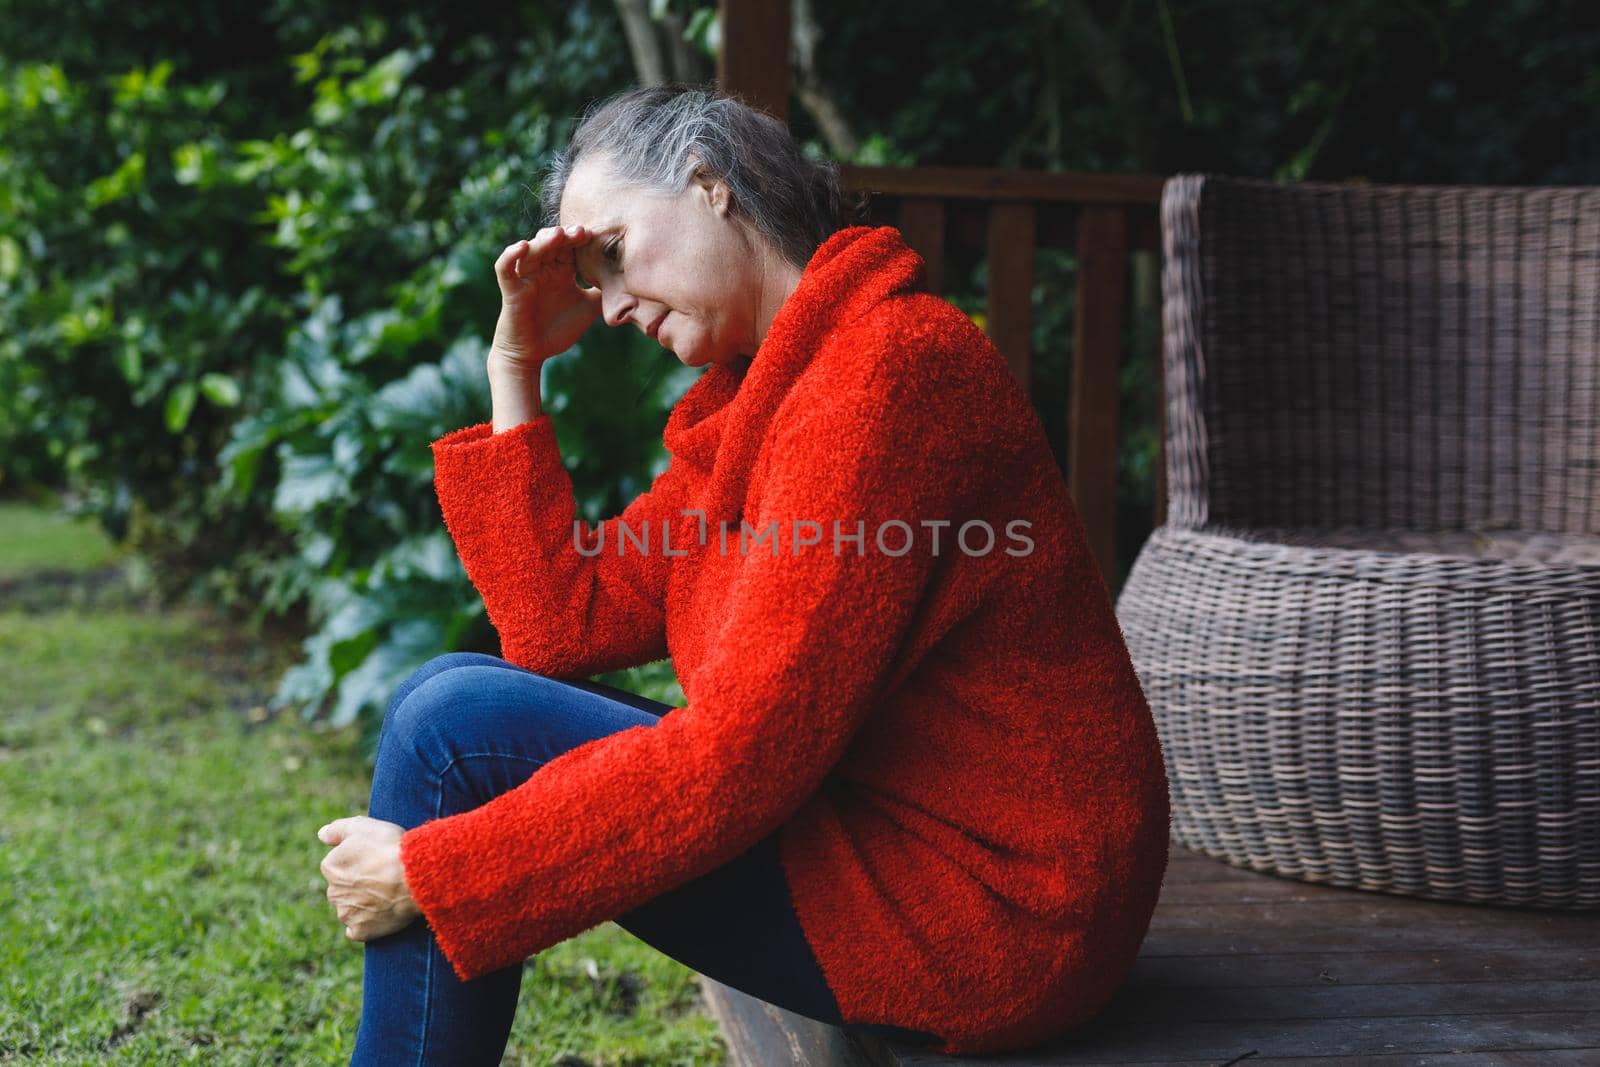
[400,321,989,982]
[433,223,685,675]
[487,351,543,433]
[484,223,602,424]
[431,410,689,678]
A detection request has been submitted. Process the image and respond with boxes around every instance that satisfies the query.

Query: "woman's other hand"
[317,816,422,942]
[490,224,604,374]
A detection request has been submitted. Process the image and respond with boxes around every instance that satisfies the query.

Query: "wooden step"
[699,843,1600,1065]
[698,975,896,1067]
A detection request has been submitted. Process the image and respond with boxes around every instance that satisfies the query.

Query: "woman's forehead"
[559,160,688,231]
[558,158,628,227]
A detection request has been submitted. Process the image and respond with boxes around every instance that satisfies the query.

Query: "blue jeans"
[351,652,941,1065]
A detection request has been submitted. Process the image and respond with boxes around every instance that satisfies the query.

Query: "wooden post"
[985,203,1036,392]
[896,199,946,294]
[716,0,792,120]
[1133,246,1166,532]
[1070,205,1127,586]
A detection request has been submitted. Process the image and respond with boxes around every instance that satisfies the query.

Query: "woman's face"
[558,156,766,368]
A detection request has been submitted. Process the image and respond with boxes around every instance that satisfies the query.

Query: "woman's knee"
[379,664,660,779]
[381,652,523,742]
[380,663,512,765]
[369,664,548,828]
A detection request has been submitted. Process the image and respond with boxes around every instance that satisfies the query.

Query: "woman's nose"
[601,288,636,328]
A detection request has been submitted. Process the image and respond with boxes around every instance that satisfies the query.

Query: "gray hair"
[540,83,865,272]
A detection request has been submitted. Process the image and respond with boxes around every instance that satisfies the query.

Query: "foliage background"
[2,0,1594,748]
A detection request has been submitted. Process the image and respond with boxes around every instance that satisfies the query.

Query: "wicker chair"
[1115,175,1600,909]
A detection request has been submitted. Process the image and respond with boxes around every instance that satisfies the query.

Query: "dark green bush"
[1,4,692,742]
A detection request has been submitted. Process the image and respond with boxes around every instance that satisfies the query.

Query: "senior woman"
[315,83,1169,1063]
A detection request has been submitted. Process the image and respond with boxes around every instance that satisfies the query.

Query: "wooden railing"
[837,166,1165,587]
[717,0,1168,590]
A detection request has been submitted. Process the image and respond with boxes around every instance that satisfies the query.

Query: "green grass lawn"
[0,501,122,578]
[0,500,726,1065]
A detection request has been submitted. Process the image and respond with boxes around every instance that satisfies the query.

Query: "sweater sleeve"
[399,337,981,981]
[429,414,687,677]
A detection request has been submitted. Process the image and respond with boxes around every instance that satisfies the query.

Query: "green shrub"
[1,3,691,740]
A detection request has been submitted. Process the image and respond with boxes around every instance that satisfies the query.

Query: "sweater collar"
[661,225,926,470]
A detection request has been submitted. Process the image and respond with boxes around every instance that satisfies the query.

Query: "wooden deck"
[699,840,1600,1066]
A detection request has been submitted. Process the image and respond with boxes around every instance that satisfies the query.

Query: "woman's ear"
[694,169,733,218]
[711,180,733,217]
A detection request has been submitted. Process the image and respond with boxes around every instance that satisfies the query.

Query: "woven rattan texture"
[1118,175,1600,909]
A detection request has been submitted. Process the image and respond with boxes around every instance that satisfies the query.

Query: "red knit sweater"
[399,225,1170,1055]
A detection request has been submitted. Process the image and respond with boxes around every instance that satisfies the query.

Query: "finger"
[496,237,529,262]
[518,229,557,275]
[495,239,530,276]
[318,817,361,845]
[512,238,576,287]
[499,229,589,292]
[522,225,587,267]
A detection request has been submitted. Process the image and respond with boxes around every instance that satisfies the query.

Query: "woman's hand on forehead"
[503,225,592,289]
[488,224,605,367]
[563,223,611,289]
